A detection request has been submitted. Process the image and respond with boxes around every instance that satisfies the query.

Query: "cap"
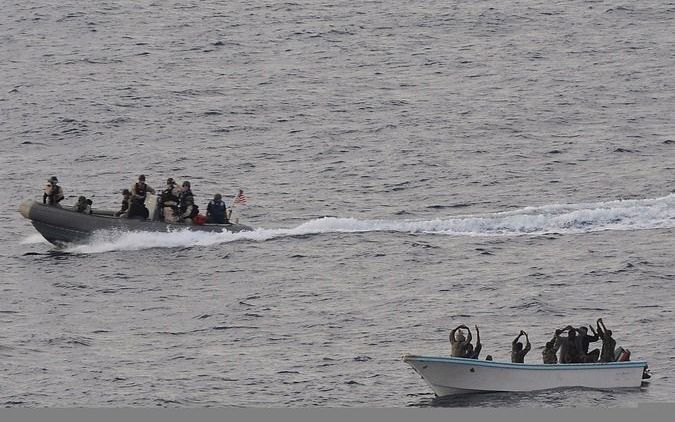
[138,174,146,181]
[49,176,58,183]
[182,181,190,187]
[167,178,174,184]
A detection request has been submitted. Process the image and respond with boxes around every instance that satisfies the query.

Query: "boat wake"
[64,194,675,254]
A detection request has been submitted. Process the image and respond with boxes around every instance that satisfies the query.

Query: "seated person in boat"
[114,189,131,217]
[511,330,531,363]
[206,193,229,224]
[159,178,181,222]
[596,318,617,362]
[542,329,563,364]
[178,181,194,211]
[179,195,199,224]
[576,326,600,363]
[43,176,64,206]
[74,196,92,214]
[449,324,472,358]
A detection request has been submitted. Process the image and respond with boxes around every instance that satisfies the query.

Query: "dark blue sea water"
[1,0,674,407]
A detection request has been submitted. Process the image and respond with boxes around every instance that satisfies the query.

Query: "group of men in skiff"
[43,174,243,225]
[449,318,622,364]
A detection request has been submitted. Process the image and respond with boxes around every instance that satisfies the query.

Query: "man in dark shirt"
[577,326,600,362]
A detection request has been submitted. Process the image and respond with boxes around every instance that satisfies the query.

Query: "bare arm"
[512,333,522,346]
[596,319,605,338]
[465,328,472,345]
[475,325,481,345]
[449,327,458,344]
[524,333,531,352]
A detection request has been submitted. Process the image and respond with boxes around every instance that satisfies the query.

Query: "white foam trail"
[65,194,675,254]
[20,233,49,245]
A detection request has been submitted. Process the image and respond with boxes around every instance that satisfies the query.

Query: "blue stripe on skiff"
[402,355,647,370]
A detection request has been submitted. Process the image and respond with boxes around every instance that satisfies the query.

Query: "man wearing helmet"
[43,176,64,206]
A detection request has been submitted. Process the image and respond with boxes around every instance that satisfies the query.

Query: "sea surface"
[1,0,674,407]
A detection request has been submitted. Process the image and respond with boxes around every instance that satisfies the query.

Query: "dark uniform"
[43,176,64,206]
[206,194,228,224]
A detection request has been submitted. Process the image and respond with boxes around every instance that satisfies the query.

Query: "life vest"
[134,182,148,199]
[207,200,227,222]
[43,185,63,205]
[179,189,194,208]
[161,184,179,202]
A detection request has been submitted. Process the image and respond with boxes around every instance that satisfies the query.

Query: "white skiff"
[403,354,648,396]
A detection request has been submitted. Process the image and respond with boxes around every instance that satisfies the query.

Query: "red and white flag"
[233,189,247,205]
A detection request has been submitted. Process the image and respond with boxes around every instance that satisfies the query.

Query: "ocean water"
[1,0,674,407]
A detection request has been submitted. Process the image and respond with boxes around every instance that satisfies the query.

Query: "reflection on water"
[410,387,646,408]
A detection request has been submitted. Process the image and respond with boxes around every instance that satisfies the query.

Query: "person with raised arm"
[467,324,482,359]
[577,325,600,362]
[449,324,472,358]
[542,329,563,364]
[511,330,531,363]
[596,318,617,362]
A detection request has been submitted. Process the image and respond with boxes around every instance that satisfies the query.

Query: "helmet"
[122,189,131,195]
[49,176,58,183]
[138,174,146,181]
[167,178,174,184]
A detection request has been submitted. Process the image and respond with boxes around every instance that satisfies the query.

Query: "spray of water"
[61,194,674,254]
[20,233,50,245]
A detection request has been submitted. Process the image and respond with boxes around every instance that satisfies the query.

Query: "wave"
[65,194,675,254]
